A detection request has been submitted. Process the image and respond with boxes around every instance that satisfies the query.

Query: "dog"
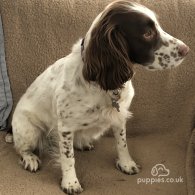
[12,1,189,194]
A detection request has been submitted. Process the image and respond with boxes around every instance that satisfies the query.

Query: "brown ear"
[82,15,133,91]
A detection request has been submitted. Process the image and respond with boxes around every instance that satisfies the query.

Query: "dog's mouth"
[144,42,190,70]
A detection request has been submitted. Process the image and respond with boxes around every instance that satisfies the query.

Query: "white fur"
[12,2,188,194]
[12,37,137,192]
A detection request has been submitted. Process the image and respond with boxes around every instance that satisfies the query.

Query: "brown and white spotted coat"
[12,1,189,194]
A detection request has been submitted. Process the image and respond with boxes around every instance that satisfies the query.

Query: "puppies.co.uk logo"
[151,164,170,177]
[137,164,184,184]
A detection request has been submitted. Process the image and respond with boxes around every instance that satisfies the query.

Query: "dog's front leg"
[112,125,141,175]
[58,121,83,194]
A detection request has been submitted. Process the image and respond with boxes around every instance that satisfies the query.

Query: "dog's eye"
[143,29,154,40]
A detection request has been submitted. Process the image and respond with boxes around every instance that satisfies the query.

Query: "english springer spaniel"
[12,1,189,194]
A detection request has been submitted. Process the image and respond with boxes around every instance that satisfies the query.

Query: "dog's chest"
[57,90,123,130]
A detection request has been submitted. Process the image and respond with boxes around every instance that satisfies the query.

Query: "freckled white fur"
[12,38,135,192]
[11,2,187,193]
[13,40,134,141]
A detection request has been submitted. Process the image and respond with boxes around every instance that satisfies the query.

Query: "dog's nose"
[178,44,190,57]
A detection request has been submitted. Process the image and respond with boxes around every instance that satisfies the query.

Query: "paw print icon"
[151,164,170,177]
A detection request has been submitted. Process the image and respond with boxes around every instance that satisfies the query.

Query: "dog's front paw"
[116,159,141,175]
[61,178,83,195]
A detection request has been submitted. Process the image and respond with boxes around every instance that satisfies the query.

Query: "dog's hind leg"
[12,112,42,172]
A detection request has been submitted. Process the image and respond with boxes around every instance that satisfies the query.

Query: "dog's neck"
[80,38,121,112]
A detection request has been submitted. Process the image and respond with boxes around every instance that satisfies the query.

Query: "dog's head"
[83,1,189,90]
